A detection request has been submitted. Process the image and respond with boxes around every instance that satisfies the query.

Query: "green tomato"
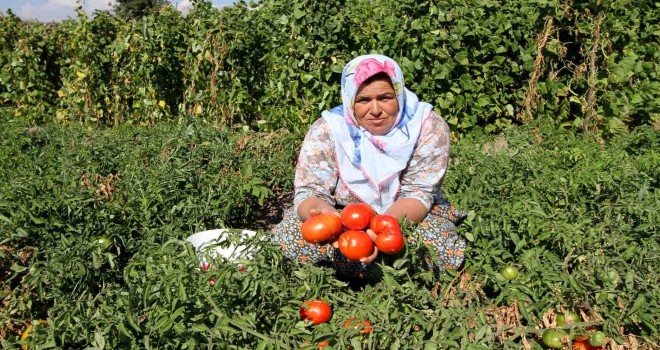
[557,310,580,326]
[589,331,606,347]
[96,236,112,250]
[541,329,567,349]
[602,269,620,285]
[499,265,519,280]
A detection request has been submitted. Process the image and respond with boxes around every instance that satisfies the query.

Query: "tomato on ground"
[340,203,376,230]
[301,213,342,244]
[369,214,400,234]
[541,329,567,349]
[300,300,333,325]
[343,317,373,334]
[589,331,606,347]
[557,310,580,326]
[375,229,404,254]
[338,230,374,261]
[499,265,519,280]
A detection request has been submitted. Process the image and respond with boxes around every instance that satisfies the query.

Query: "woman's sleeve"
[398,111,451,210]
[293,118,339,212]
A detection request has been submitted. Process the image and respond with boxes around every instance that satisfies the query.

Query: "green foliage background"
[1,0,658,134]
[1,120,657,348]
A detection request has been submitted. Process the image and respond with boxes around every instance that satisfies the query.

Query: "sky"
[0,0,237,22]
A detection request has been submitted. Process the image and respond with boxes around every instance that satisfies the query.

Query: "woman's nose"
[370,100,382,115]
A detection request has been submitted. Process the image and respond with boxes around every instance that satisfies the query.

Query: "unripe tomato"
[340,203,376,230]
[96,236,112,250]
[541,329,567,349]
[338,230,374,261]
[369,215,400,234]
[300,300,333,325]
[589,331,606,347]
[343,317,373,334]
[375,230,404,254]
[499,265,519,280]
[301,213,342,244]
[557,310,580,326]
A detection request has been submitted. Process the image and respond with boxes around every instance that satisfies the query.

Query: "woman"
[271,54,466,279]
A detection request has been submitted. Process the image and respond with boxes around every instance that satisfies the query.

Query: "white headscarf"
[322,54,433,214]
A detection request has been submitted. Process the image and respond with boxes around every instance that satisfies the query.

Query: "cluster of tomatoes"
[541,311,607,349]
[301,203,405,261]
[297,203,406,346]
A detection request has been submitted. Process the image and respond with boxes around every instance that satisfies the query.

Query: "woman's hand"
[297,197,339,221]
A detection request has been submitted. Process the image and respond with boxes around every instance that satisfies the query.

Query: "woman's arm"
[394,111,451,224]
[384,198,428,224]
[293,119,339,221]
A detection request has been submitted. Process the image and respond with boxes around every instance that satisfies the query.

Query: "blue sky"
[0,0,237,22]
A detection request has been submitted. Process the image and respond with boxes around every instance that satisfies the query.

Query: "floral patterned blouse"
[293,111,451,214]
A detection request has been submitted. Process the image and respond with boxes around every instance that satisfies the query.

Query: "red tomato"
[573,336,600,350]
[340,203,376,230]
[301,213,342,244]
[299,300,333,325]
[317,340,330,349]
[338,230,374,261]
[369,215,400,234]
[375,230,405,254]
[343,317,373,334]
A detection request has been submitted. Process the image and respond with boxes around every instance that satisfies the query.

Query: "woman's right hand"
[297,197,339,221]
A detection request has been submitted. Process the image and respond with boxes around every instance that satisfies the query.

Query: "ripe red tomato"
[338,230,374,261]
[369,214,400,234]
[301,213,342,244]
[343,317,373,334]
[375,230,404,254]
[340,203,376,230]
[299,300,333,325]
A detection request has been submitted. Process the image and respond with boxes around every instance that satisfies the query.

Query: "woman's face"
[353,74,399,135]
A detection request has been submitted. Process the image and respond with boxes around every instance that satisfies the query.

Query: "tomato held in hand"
[301,213,342,244]
[340,203,376,230]
[375,229,404,254]
[338,230,374,261]
[369,215,401,234]
[300,300,333,325]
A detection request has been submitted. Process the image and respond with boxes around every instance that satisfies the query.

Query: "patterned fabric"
[321,54,433,214]
[271,204,467,279]
[294,111,451,214]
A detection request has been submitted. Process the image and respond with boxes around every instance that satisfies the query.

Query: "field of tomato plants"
[1,118,657,349]
[1,0,659,348]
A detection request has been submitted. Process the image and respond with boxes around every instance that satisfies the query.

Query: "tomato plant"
[300,300,333,325]
[338,230,374,261]
[369,215,400,234]
[541,329,567,349]
[340,203,376,230]
[301,213,342,243]
[499,265,519,280]
[375,230,404,254]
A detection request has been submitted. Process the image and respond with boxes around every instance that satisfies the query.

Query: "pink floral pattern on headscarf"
[353,59,397,88]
